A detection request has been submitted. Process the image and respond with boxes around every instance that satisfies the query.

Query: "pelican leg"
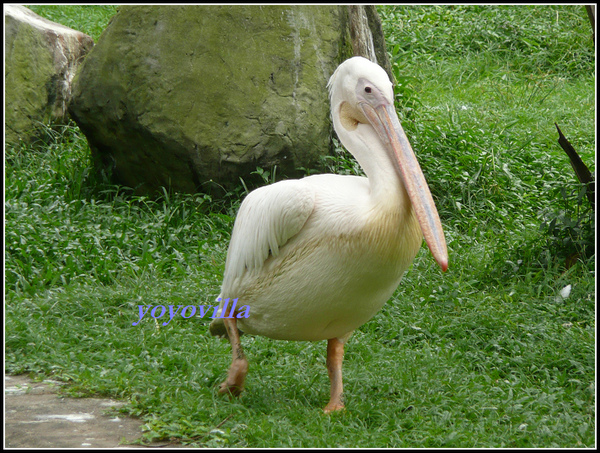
[218,317,248,397]
[323,337,345,413]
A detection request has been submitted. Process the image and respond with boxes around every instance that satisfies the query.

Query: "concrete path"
[4,374,175,448]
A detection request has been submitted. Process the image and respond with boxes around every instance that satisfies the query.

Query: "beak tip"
[436,254,449,273]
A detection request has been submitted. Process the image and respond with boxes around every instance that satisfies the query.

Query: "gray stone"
[4,374,183,447]
[5,5,94,146]
[68,5,388,195]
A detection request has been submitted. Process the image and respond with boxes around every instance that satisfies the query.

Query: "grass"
[25,5,119,42]
[5,5,595,448]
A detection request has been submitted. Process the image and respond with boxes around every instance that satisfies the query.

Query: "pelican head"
[328,56,448,271]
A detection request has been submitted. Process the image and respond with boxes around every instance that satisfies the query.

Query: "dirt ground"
[4,374,179,448]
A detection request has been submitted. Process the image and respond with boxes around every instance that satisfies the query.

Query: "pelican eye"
[365,86,372,94]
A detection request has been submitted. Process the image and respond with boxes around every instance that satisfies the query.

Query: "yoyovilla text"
[132,298,249,326]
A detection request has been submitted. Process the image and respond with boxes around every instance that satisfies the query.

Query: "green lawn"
[6,5,595,447]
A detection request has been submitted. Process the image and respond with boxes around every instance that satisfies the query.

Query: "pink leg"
[218,317,248,397]
[323,337,345,413]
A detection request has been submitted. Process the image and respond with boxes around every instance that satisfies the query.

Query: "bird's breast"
[233,200,423,341]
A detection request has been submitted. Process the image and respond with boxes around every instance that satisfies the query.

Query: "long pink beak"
[363,102,449,272]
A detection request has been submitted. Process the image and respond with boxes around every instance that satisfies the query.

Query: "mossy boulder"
[5,5,94,146]
[69,6,387,195]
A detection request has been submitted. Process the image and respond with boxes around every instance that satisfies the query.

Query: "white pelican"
[210,56,448,413]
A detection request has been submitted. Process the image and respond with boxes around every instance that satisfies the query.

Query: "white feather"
[222,179,315,287]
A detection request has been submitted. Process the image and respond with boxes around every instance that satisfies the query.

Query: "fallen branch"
[555,123,595,211]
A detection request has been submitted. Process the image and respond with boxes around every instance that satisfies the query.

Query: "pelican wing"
[222,179,315,287]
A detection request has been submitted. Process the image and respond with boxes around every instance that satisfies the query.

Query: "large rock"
[5,5,94,146]
[69,5,388,195]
